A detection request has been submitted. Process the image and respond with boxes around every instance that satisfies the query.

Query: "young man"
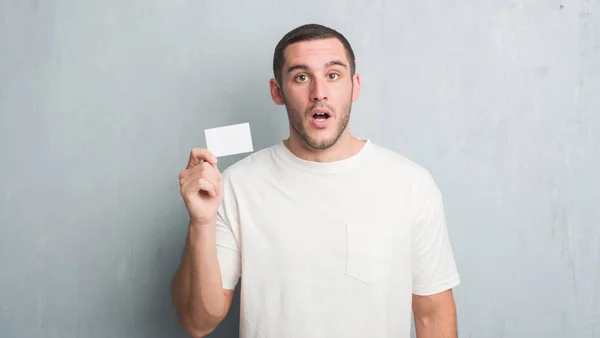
[171,24,461,338]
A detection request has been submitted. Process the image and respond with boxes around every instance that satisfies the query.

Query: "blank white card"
[204,122,254,157]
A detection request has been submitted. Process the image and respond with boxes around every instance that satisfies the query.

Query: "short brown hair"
[272,23,356,85]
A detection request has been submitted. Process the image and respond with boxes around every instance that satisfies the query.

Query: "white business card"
[204,122,254,157]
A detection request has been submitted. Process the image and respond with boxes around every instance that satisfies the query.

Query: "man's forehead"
[283,38,348,66]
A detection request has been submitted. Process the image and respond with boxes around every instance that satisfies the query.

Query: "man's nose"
[310,77,328,102]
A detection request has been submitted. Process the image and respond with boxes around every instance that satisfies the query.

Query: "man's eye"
[328,73,339,80]
[295,74,309,82]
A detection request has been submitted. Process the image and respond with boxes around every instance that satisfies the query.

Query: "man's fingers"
[197,178,217,197]
[186,148,218,169]
[180,161,219,182]
[180,164,222,197]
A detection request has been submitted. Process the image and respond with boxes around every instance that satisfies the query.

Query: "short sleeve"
[215,175,242,290]
[411,172,460,296]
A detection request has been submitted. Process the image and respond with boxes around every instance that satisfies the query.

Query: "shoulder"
[367,143,447,227]
[366,141,444,208]
[367,141,438,187]
[216,145,279,215]
[219,144,280,180]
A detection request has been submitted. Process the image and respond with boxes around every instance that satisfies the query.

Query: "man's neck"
[283,132,365,163]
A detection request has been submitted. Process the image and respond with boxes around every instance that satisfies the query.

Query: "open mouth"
[312,112,330,120]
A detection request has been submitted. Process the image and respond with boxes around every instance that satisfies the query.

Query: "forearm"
[171,221,227,335]
[414,310,458,338]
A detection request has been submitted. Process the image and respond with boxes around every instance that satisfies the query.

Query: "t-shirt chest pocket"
[345,222,394,283]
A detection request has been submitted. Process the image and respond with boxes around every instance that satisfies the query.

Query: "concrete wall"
[1,0,598,337]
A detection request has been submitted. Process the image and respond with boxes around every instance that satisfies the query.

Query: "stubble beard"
[283,91,353,150]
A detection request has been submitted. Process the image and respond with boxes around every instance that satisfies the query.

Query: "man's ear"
[352,73,361,102]
[269,78,285,105]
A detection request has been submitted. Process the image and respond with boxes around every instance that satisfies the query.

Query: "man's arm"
[410,170,460,337]
[412,289,458,338]
[171,221,235,337]
[171,148,240,337]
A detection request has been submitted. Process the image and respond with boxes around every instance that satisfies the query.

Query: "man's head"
[269,24,360,150]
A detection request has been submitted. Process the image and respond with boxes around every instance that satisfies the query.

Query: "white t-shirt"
[215,139,460,338]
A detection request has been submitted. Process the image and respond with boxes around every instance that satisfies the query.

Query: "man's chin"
[303,135,339,150]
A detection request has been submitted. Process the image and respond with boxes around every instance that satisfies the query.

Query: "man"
[171,23,461,338]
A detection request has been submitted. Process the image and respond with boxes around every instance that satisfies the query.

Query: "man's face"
[270,38,360,150]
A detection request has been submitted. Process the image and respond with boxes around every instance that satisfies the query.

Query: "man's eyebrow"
[286,60,348,74]
[287,64,309,74]
[325,60,348,68]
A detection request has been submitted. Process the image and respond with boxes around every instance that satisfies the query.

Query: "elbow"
[178,317,214,338]
[169,275,228,336]
[174,298,227,338]
[177,311,222,338]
